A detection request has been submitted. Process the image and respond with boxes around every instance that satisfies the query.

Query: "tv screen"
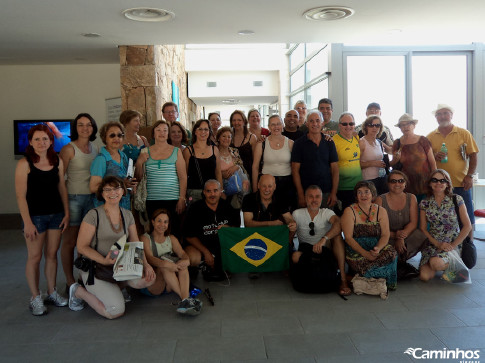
[14,120,72,155]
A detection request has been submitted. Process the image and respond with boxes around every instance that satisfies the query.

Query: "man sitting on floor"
[290,185,351,295]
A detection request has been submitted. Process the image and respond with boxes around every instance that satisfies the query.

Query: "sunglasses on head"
[389,178,405,184]
[367,124,381,128]
[340,122,355,126]
[309,222,315,236]
[108,133,124,139]
[430,177,448,184]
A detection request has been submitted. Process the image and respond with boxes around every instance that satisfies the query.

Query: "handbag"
[186,146,205,207]
[452,194,477,269]
[134,149,148,212]
[224,171,243,196]
[379,140,390,175]
[74,208,101,285]
[351,275,388,300]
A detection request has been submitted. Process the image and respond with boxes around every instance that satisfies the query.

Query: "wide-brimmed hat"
[395,113,418,127]
[432,103,454,115]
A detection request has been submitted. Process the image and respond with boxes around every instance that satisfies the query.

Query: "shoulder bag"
[453,194,477,269]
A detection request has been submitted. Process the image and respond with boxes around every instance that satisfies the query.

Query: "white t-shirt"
[292,208,335,246]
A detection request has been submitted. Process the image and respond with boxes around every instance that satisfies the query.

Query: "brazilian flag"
[219,225,289,273]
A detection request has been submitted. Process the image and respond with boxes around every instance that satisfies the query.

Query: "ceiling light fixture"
[238,30,255,36]
[222,99,240,104]
[82,33,101,38]
[122,7,175,22]
[303,6,354,21]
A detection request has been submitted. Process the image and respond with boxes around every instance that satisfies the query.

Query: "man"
[162,101,192,141]
[427,103,479,238]
[293,100,307,128]
[243,174,296,231]
[356,102,394,149]
[184,180,240,280]
[291,110,339,209]
[299,98,338,135]
[282,109,304,141]
[290,185,350,295]
[333,112,362,212]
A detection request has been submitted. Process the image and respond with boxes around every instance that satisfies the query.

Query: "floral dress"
[346,204,398,289]
[419,195,463,266]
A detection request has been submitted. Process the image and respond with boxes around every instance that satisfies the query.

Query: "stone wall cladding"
[120,45,201,130]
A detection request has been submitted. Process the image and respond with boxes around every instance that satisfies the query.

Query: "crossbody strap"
[190,145,204,187]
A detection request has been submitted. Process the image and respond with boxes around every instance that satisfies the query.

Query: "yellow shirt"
[427,126,479,187]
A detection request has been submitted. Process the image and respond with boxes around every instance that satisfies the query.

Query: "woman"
[248,109,270,142]
[341,181,398,289]
[59,113,99,290]
[141,209,202,315]
[68,176,155,318]
[183,119,222,203]
[90,121,137,210]
[216,127,250,206]
[418,169,471,281]
[375,171,427,279]
[119,110,149,162]
[359,115,389,195]
[169,121,189,151]
[390,113,436,202]
[15,124,69,315]
[230,110,257,181]
[208,112,222,145]
[135,121,187,238]
[252,114,295,210]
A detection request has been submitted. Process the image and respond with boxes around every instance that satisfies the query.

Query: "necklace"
[104,207,122,233]
[357,203,374,222]
[220,153,232,163]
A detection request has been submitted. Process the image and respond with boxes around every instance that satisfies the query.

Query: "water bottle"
[440,143,448,163]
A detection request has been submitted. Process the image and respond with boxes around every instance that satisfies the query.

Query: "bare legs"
[61,226,80,287]
[147,266,190,300]
[419,257,448,281]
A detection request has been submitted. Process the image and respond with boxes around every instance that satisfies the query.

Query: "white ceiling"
[1,0,485,65]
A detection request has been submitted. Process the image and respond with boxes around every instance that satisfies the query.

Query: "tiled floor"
[1,228,485,363]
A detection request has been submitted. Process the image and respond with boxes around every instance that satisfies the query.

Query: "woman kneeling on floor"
[140,209,202,315]
[69,176,155,319]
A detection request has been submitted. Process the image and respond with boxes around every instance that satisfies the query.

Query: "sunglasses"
[430,178,448,184]
[367,124,381,128]
[108,133,124,139]
[309,222,315,236]
[389,179,405,184]
[340,122,355,126]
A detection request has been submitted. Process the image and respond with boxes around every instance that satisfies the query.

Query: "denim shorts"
[27,212,64,234]
[68,194,95,226]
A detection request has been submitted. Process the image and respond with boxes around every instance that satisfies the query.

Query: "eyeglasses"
[108,133,124,139]
[340,122,355,126]
[430,178,448,184]
[389,179,405,184]
[197,128,210,132]
[309,222,315,236]
[102,186,122,193]
[367,124,381,128]
[164,110,178,114]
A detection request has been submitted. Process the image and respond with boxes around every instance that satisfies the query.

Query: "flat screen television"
[14,120,72,155]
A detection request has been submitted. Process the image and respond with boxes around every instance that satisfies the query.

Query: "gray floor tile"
[449,307,485,326]
[222,316,304,337]
[397,292,479,310]
[375,309,466,329]
[432,326,485,349]
[349,328,446,354]
[317,352,413,363]
[299,310,385,334]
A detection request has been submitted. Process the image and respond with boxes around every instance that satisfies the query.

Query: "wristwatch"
[323,235,329,242]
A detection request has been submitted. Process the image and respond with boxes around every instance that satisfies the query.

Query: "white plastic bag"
[442,249,471,284]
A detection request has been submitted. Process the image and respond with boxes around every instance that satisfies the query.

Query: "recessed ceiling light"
[303,6,354,21]
[222,99,240,104]
[238,30,255,36]
[82,33,101,38]
[122,7,175,22]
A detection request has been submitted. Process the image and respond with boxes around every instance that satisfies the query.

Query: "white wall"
[0,64,120,214]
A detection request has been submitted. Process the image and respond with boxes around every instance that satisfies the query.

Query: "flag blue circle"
[244,239,267,260]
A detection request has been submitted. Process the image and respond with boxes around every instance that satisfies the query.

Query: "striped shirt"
[146,147,180,201]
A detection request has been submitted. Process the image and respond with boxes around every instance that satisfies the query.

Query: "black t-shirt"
[242,192,289,222]
[282,129,304,141]
[184,198,240,254]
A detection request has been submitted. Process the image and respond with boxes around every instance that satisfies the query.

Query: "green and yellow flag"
[218,225,289,273]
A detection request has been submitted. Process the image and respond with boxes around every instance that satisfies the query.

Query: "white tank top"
[66,142,98,194]
[361,137,383,180]
[261,137,291,176]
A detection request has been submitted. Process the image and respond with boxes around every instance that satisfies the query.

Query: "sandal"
[339,282,352,296]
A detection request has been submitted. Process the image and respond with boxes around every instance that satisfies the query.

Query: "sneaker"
[68,283,85,311]
[30,295,47,316]
[177,298,201,315]
[122,288,132,303]
[45,289,68,307]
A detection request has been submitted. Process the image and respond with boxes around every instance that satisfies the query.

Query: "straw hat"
[432,103,454,115]
[395,113,418,127]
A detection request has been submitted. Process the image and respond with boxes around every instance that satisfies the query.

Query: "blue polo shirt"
[291,135,338,193]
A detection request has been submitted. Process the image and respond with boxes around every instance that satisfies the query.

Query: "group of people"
[15,99,479,318]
